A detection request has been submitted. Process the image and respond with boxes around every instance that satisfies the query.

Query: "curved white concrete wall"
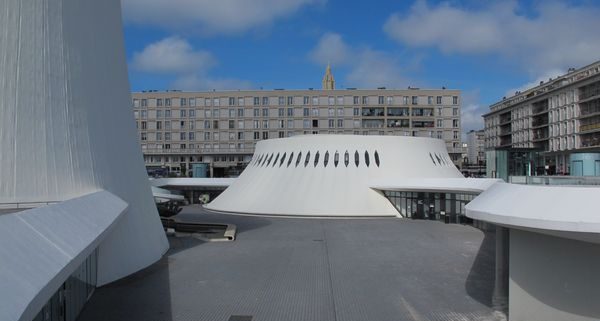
[206,135,463,216]
[0,0,168,284]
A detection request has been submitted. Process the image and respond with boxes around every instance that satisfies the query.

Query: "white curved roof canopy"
[206,135,470,216]
[466,183,600,244]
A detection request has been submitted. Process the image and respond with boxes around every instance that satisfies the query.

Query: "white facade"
[0,0,168,320]
[206,135,465,216]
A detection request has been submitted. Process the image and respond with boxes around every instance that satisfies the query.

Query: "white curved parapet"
[206,135,466,216]
[370,177,501,194]
[466,182,600,244]
[0,191,127,321]
[0,0,168,285]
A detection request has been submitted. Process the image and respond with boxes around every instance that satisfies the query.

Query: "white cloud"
[460,90,487,137]
[384,1,600,74]
[131,37,251,90]
[131,37,215,74]
[309,32,413,88]
[173,75,253,91]
[122,0,323,35]
[504,69,564,98]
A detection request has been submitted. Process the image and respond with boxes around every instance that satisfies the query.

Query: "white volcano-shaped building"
[0,1,167,320]
[206,135,465,216]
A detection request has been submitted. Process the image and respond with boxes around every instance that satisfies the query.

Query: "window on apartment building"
[453,108,459,116]
[253,97,260,106]
[213,109,220,117]
[287,108,293,117]
[204,98,211,106]
[213,98,220,106]
[237,108,244,117]
[453,96,458,105]
[278,120,285,129]
[165,133,171,141]
[141,99,148,107]
[453,131,459,139]
[303,108,310,117]
[312,119,319,128]
[311,108,319,117]
[287,120,294,128]
[353,108,360,116]
[353,96,359,105]
[262,97,269,105]
[337,119,343,128]
[337,96,343,105]
[189,98,196,106]
[180,121,185,128]
[156,110,163,118]
[253,108,259,117]
[204,132,211,140]
[278,108,285,117]
[362,96,368,104]
[156,121,162,130]
[189,109,195,118]
[328,97,335,105]
[253,132,260,140]
[262,108,269,117]
[303,96,310,104]
[189,121,194,130]
[156,132,163,141]
[412,96,418,105]
[378,96,384,104]
[312,96,319,105]
[238,132,244,140]
[165,121,171,130]
[180,110,186,118]
[141,121,147,130]
[165,98,171,106]
[253,120,259,129]
[328,119,335,128]
[303,119,310,128]
[229,120,235,129]
[428,96,433,105]
[278,96,285,105]
[189,132,195,140]
[262,120,269,128]
[238,121,244,129]
[179,132,186,140]
[453,119,459,128]
[156,99,163,107]
[287,96,294,105]
[279,131,285,138]
[262,132,268,139]
[229,132,235,140]
[437,131,443,139]
[204,120,210,129]
[436,96,442,104]
[437,119,443,127]
[328,108,335,116]
[229,97,235,106]
[213,120,219,129]
[229,109,235,118]
[337,108,344,116]
[180,98,186,106]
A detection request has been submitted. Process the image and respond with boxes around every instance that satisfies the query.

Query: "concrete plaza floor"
[79,206,501,321]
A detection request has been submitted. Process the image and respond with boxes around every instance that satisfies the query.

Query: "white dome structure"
[206,135,464,216]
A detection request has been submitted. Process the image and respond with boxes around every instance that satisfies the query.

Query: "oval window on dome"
[314,151,320,167]
[354,150,360,167]
[266,153,274,166]
[344,150,349,167]
[365,151,370,167]
[296,151,302,167]
[324,151,330,167]
[273,153,280,167]
[429,153,436,165]
[374,150,380,167]
[280,152,287,167]
[259,154,266,166]
[304,151,311,167]
[334,151,339,167]
[287,152,294,167]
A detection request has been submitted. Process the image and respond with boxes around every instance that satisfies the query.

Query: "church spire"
[322,63,335,90]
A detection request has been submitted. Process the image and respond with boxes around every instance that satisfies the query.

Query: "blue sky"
[121,0,600,133]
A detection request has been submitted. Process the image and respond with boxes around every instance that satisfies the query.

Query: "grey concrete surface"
[79,205,501,321]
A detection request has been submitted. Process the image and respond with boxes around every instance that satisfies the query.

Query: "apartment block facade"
[132,88,462,177]
[484,60,600,175]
